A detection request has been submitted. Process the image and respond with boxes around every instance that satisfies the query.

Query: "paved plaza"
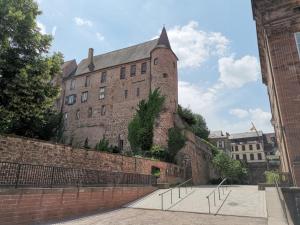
[50,185,270,225]
[52,208,267,225]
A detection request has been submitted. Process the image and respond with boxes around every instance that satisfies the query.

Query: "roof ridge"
[81,39,159,63]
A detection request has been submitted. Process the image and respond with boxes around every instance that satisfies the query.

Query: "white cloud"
[167,21,230,69]
[37,21,46,34]
[96,32,104,41]
[51,26,57,36]
[229,108,249,119]
[218,55,260,88]
[74,17,93,27]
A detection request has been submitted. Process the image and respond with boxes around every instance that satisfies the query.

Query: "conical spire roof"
[157,26,171,49]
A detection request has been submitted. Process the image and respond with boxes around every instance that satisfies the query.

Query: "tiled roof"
[229,131,263,140]
[75,39,159,76]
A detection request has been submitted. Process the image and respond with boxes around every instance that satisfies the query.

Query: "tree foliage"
[0,0,63,140]
[128,89,165,151]
[212,151,248,183]
[177,105,210,140]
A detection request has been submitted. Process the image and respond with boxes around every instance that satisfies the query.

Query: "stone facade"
[0,135,184,184]
[57,28,178,151]
[252,0,300,186]
[208,131,231,156]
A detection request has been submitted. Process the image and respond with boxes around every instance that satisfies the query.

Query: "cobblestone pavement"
[52,208,267,225]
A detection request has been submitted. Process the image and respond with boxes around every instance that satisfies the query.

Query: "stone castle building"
[252,0,300,186]
[55,28,178,150]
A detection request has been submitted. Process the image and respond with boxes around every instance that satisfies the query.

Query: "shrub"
[177,105,196,126]
[265,171,280,184]
[150,145,166,160]
[95,138,110,152]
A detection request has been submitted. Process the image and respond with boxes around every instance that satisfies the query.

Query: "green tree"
[95,138,110,152]
[177,105,210,140]
[128,89,165,151]
[212,151,247,183]
[192,114,210,140]
[0,0,63,139]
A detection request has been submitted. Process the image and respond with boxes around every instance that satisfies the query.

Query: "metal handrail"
[159,178,193,210]
[206,178,228,214]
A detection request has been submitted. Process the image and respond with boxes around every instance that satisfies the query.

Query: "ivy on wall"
[128,88,165,152]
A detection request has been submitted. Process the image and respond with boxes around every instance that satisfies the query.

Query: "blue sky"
[37,0,274,134]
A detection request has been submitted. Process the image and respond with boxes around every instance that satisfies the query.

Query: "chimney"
[88,48,95,71]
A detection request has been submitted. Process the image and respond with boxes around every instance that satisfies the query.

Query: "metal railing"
[0,162,156,188]
[159,178,193,210]
[206,178,228,214]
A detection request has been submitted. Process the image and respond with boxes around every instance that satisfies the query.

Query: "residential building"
[208,131,231,155]
[252,0,300,186]
[229,131,266,163]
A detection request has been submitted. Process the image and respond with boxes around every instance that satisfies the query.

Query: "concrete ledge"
[258,183,275,190]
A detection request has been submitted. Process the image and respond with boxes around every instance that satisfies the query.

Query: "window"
[256,144,261,150]
[130,65,136,76]
[236,155,240,160]
[154,58,158,65]
[137,87,140,97]
[295,32,300,58]
[101,105,106,116]
[76,110,80,120]
[243,154,247,161]
[249,144,253,150]
[81,91,88,103]
[119,139,124,150]
[258,153,262,160]
[235,145,238,151]
[124,90,128,99]
[99,87,105,100]
[88,107,92,118]
[141,62,147,74]
[64,112,68,120]
[101,71,107,83]
[120,67,126,79]
[70,79,75,90]
[250,154,254,160]
[85,76,90,87]
[163,73,168,78]
[66,94,76,105]
[242,145,245,151]
[231,146,234,152]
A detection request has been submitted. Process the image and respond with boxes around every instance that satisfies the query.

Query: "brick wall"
[0,186,156,225]
[0,135,184,184]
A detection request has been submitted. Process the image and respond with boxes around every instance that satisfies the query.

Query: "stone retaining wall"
[0,135,183,184]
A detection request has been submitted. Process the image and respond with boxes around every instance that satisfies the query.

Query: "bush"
[95,138,110,152]
[265,171,280,184]
[150,145,167,160]
[177,105,196,126]
[212,151,248,184]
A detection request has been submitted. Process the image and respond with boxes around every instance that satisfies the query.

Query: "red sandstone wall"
[0,135,183,184]
[0,186,156,225]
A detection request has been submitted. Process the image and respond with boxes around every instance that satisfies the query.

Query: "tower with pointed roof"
[58,27,178,150]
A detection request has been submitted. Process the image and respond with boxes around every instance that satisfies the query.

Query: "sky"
[36,0,274,134]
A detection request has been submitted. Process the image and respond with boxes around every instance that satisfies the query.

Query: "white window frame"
[99,87,105,100]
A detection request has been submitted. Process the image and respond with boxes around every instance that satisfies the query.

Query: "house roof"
[209,131,224,139]
[75,39,159,76]
[229,131,263,140]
